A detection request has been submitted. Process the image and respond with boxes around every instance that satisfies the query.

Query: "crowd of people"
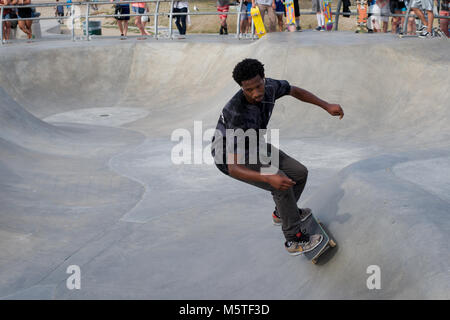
[1,0,36,41]
[0,0,448,41]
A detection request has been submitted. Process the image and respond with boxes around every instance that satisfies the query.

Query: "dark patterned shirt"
[211,78,291,175]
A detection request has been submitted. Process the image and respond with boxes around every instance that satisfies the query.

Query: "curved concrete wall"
[0,33,448,299]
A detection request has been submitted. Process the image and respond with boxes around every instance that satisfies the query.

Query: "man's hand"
[324,103,344,119]
[266,174,296,191]
[272,1,276,9]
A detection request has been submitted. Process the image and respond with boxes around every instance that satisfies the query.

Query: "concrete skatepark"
[0,32,449,299]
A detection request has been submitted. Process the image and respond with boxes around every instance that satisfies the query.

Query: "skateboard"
[302,212,337,264]
[322,0,333,31]
[355,0,368,33]
[250,6,266,38]
[284,0,296,32]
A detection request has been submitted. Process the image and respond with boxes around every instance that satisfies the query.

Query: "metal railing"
[1,0,449,45]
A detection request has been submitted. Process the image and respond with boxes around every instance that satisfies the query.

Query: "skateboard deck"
[355,0,368,33]
[322,0,333,31]
[251,6,266,38]
[284,0,296,32]
[302,213,337,264]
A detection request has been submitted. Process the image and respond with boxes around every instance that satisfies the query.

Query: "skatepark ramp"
[0,33,449,299]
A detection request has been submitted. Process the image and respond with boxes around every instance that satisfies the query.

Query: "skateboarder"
[211,59,344,255]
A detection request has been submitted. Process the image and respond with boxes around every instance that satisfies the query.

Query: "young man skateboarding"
[211,59,344,255]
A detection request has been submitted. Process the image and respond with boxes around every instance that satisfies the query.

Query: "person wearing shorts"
[312,0,324,31]
[111,0,130,38]
[17,0,33,40]
[274,0,284,31]
[440,0,449,37]
[410,0,434,37]
[247,0,252,32]
[238,1,250,35]
[217,0,230,35]
[132,1,149,36]
[390,0,406,34]
[371,0,389,32]
[1,0,13,40]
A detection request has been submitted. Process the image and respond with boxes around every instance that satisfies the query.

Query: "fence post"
[402,0,412,35]
[85,2,90,40]
[154,0,160,39]
[334,0,342,31]
[71,3,75,41]
[169,0,174,39]
[236,0,243,39]
[251,9,255,40]
[1,7,4,45]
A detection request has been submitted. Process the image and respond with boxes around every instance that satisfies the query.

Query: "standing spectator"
[132,1,150,37]
[17,0,33,40]
[246,0,252,32]
[217,0,229,35]
[173,1,188,38]
[1,0,12,41]
[367,0,376,32]
[111,0,130,38]
[343,0,351,17]
[403,0,417,34]
[440,0,449,37]
[312,0,324,31]
[238,0,250,35]
[372,0,389,33]
[55,0,64,24]
[411,0,434,37]
[292,0,301,31]
[390,0,406,34]
[274,0,284,32]
[252,0,277,33]
[141,1,150,30]
[66,0,72,16]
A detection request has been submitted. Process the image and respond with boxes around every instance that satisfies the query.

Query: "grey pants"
[231,146,308,242]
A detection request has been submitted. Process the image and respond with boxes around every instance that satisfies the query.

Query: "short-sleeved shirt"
[0,0,12,15]
[217,0,230,6]
[256,0,274,6]
[211,78,291,175]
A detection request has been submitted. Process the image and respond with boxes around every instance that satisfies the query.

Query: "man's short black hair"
[232,59,265,86]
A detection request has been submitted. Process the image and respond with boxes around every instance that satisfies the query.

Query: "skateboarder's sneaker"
[416,25,426,34]
[272,208,312,226]
[315,26,322,31]
[419,30,432,38]
[285,232,323,256]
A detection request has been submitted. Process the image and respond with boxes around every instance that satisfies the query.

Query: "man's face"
[241,75,265,104]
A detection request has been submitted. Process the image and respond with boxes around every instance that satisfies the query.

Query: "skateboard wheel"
[312,259,318,265]
[329,239,337,247]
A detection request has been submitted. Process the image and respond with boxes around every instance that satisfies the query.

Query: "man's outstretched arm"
[290,86,344,119]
